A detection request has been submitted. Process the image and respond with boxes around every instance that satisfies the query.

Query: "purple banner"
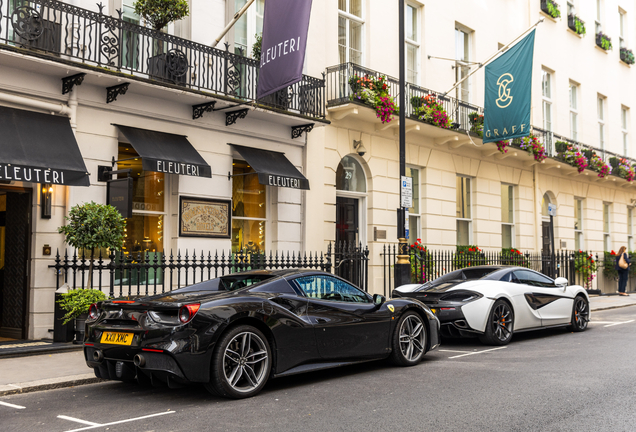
[257,0,313,99]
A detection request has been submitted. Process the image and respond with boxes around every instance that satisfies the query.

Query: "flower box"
[596,33,612,51]
[540,0,561,19]
[567,14,586,35]
[620,48,635,65]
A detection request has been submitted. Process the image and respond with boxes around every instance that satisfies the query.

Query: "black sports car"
[84,269,440,398]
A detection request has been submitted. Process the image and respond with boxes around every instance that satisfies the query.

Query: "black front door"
[336,197,359,245]
[0,190,31,340]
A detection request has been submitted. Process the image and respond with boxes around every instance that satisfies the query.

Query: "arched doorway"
[335,155,367,246]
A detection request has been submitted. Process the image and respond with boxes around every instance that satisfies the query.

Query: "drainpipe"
[534,164,541,252]
[0,92,71,116]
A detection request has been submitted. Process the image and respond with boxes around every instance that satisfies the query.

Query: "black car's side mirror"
[373,294,386,305]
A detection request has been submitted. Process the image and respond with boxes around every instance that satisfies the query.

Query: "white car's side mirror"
[554,277,568,288]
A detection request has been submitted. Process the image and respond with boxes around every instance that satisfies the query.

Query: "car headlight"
[439,291,482,303]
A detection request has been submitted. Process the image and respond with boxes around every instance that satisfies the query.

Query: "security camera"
[353,139,367,156]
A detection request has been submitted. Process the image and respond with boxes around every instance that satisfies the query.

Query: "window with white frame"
[628,207,634,251]
[603,202,611,251]
[338,0,363,65]
[455,26,471,102]
[622,107,629,157]
[542,70,552,132]
[567,0,575,16]
[406,3,420,84]
[456,176,472,245]
[619,9,626,48]
[569,82,578,141]
[234,0,264,56]
[406,167,420,245]
[598,95,605,152]
[501,184,514,249]
[595,0,602,34]
[575,198,584,250]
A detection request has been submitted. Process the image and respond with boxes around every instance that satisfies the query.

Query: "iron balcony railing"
[325,62,484,134]
[0,0,325,118]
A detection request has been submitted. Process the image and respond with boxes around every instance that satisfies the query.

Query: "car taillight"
[178,304,200,324]
[88,303,100,320]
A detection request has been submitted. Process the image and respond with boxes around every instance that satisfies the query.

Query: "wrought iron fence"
[49,242,369,297]
[381,246,590,297]
[0,0,325,118]
[325,62,483,134]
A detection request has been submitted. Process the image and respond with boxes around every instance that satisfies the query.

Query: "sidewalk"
[1,295,634,397]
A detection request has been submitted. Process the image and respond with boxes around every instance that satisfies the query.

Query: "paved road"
[1,308,635,432]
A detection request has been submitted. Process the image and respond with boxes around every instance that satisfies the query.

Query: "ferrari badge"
[387,304,395,313]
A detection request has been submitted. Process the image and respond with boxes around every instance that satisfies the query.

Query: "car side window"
[293,275,370,303]
[513,270,554,287]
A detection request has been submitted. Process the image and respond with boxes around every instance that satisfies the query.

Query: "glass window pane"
[336,156,366,192]
[628,208,633,236]
[571,112,578,141]
[338,0,346,12]
[502,224,513,249]
[598,97,604,120]
[255,0,265,34]
[501,185,513,223]
[294,275,369,302]
[232,160,266,218]
[232,219,265,253]
[118,144,165,212]
[349,20,363,64]
[603,204,609,233]
[407,43,418,84]
[575,200,582,230]
[622,108,627,129]
[457,220,470,246]
[350,0,362,17]
[338,16,347,63]
[408,215,419,245]
[575,232,582,251]
[234,0,248,51]
[541,194,550,217]
[542,71,551,98]
[406,5,417,41]
[570,84,577,109]
[122,214,164,255]
[456,177,471,219]
[406,167,419,213]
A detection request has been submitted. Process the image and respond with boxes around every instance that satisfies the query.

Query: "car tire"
[568,295,589,332]
[389,311,427,366]
[479,299,514,346]
[205,325,271,399]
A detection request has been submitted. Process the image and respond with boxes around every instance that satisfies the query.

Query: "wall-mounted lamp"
[41,184,52,219]
[353,139,367,156]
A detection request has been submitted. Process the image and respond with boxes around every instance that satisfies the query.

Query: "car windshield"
[418,267,499,292]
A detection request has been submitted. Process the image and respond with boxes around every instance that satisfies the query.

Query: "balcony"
[0,0,325,119]
[325,63,483,136]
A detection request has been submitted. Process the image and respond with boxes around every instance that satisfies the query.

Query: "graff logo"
[496,73,514,108]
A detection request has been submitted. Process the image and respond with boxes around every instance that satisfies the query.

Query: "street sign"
[401,176,412,208]
[548,203,556,217]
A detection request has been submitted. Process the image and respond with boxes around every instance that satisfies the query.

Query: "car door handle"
[316,318,327,324]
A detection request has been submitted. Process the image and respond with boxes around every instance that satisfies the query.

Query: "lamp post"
[395,0,410,288]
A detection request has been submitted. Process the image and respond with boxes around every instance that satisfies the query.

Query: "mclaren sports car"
[393,266,589,346]
[84,269,440,398]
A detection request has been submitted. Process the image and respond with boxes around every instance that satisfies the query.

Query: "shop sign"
[108,178,133,218]
[179,197,231,238]
[267,175,303,189]
[153,160,203,177]
[0,164,84,185]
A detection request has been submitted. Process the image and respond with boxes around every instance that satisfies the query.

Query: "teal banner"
[483,30,536,143]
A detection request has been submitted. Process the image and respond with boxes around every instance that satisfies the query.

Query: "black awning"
[230,144,309,190]
[115,125,212,178]
[0,105,90,186]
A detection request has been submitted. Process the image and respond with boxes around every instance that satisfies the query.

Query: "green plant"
[252,33,262,62]
[500,248,529,267]
[596,32,612,51]
[519,134,547,162]
[603,251,619,280]
[348,74,396,124]
[58,202,126,287]
[57,289,106,324]
[409,239,437,283]
[133,0,190,32]
[574,250,596,289]
[468,112,484,137]
[412,94,453,129]
[543,0,561,18]
[454,245,484,269]
[554,141,568,154]
[569,14,586,35]
[621,48,635,65]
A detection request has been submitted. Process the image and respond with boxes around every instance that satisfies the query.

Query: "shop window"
[116,144,165,285]
[232,160,266,253]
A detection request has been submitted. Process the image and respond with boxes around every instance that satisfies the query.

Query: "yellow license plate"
[100,332,134,345]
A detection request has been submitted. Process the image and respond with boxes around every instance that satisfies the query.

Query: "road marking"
[62,411,174,432]
[604,320,635,328]
[0,401,26,409]
[589,321,618,324]
[57,416,100,426]
[448,346,507,359]
[439,349,472,353]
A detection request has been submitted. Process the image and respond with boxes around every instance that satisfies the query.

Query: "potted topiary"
[58,202,125,341]
[133,0,190,84]
[57,289,107,343]
[554,140,569,155]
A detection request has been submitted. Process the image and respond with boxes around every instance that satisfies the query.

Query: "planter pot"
[540,0,559,18]
[596,34,611,50]
[620,49,635,65]
[609,157,620,169]
[147,52,188,86]
[74,313,88,344]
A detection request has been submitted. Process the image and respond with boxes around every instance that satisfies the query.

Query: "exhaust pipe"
[92,350,104,362]
[134,354,146,368]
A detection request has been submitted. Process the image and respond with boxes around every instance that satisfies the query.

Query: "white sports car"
[393,266,590,345]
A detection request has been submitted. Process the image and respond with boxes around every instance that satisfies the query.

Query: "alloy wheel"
[573,297,589,330]
[491,303,513,342]
[399,315,425,362]
[223,331,269,393]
